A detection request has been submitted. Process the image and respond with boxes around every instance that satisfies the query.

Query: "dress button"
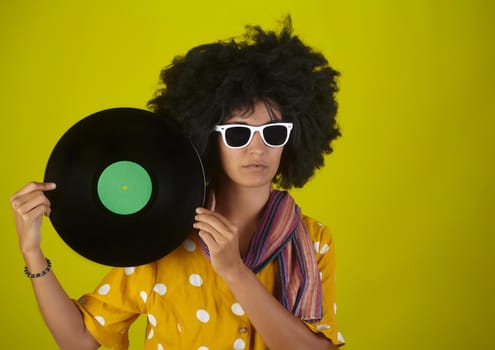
[239,326,248,333]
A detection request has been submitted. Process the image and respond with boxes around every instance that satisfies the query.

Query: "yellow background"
[1,0,494,349]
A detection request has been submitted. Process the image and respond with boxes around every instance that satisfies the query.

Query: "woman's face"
[216,101,285,190]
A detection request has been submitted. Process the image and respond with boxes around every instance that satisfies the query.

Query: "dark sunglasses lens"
[263,125,288,146]
[225,127,251,147]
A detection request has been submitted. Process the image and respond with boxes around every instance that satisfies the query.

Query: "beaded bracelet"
[24,258,52,278]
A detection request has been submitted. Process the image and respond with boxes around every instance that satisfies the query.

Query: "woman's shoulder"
[301,214,334,244]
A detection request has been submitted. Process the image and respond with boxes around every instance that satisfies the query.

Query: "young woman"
[10,17,344,349]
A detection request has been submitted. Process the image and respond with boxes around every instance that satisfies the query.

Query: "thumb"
[41,182,57,191]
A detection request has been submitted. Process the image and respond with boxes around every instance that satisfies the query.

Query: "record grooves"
[44,108,205,266]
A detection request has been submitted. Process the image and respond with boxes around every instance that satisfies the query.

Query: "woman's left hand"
[193,208,244,280]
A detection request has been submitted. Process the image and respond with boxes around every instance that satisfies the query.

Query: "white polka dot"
[183,239,196,252]
[338,332,345,343]
[334,303,337,314]
[124,267,135,275]
[148,328,154,339]
[158,344,164,350]
[189,274,203,287]
[233,338,246,350]
[198,347,209,350]
[319,272,323,280]
[314,241,320,253]
[97,284,110,295]
[148,314,157,327]
[320,243,330,254]
[140,291,148,303]
[231,303,245,316]
[94,316,105,326]
[177,323,182,333]
[153,283,167,296]
[196,309,210,323]
[317,324,331,331]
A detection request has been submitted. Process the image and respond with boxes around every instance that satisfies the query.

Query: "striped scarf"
[200,189,322,322]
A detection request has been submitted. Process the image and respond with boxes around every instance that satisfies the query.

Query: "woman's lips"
[243,162,268,169]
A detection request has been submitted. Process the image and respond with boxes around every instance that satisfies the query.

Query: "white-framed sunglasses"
[214,122,293,149]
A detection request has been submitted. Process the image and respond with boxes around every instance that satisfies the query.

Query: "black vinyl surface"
[44,108,205,266]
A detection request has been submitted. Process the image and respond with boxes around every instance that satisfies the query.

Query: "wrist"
[24,258,51,278]
[221,261,251,285]
[20,240,42,256]
[22,249,46,270]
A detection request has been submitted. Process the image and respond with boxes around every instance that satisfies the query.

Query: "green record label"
[97,160,152,215]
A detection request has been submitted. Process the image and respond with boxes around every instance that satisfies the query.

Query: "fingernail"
[195,208,202,213]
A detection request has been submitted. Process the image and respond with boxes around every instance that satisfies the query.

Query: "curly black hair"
[148,16,340,189]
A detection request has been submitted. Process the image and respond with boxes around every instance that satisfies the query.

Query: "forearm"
[23,250,99,350]
[223,264,337,350]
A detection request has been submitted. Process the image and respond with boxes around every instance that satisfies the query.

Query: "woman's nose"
[247,130,267,151]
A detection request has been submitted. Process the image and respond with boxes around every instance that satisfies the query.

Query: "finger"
[195,210,237,236]
[10,182,56,201]
[12,190,51,212]
[198,230,218,251]
[13,191,51,215]
[193,221,227,245]
[194,215,234,241]
[19,204,49,225]
[196,208,236,230]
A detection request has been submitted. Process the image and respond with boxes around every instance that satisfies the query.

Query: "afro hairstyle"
[148,16,340,189]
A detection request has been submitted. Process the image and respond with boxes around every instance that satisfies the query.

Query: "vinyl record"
[44,107,205,267]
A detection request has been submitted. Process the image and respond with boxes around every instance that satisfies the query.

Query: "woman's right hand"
[10,182,56,256]
[10,182,101,350]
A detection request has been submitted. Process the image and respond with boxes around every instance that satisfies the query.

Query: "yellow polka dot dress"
[75,216,345,349]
